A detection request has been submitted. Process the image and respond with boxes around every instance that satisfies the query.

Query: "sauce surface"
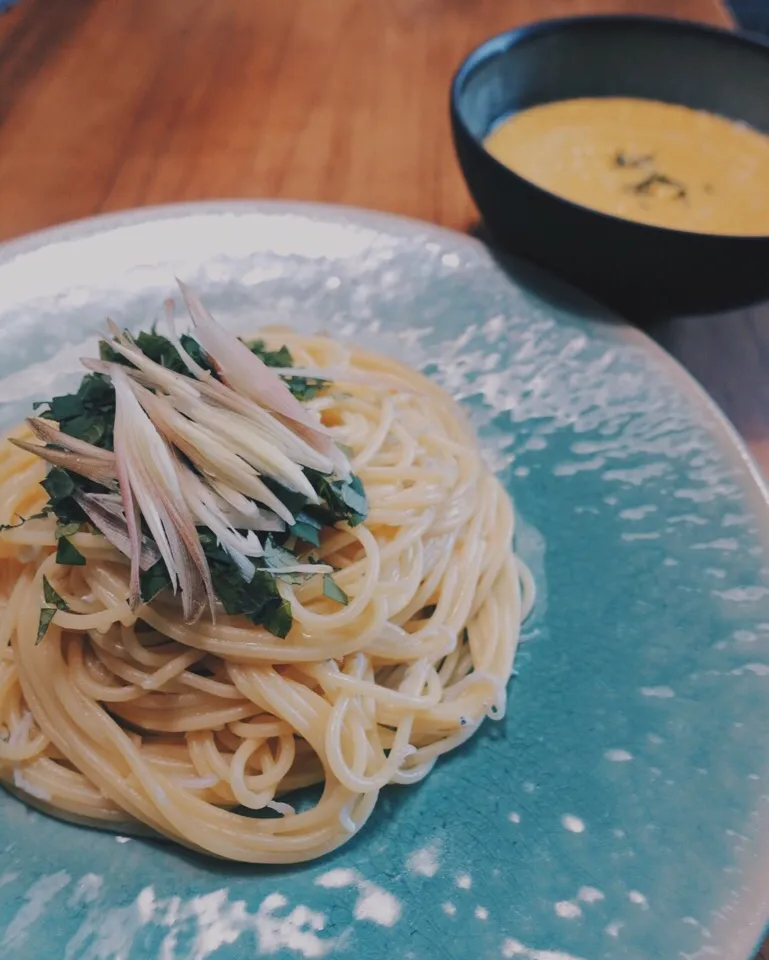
[483,97,769,235]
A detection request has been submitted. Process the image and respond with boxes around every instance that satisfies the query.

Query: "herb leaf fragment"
[37,575,70,644]
[323,573,348,606]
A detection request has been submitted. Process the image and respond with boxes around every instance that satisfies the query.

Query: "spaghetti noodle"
[0,318,531,863]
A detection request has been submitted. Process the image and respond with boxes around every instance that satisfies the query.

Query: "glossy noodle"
[0,333,531,863]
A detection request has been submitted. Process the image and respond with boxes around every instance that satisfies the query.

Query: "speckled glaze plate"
[1,202,769,960]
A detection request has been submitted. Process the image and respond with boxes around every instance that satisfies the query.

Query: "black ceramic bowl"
[450,16,769,320]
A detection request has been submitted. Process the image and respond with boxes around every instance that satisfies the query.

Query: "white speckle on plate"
[663,557,679,566]
[603,463,667,486]
[619,505,657,521]
[717,586,769,602]
[325,276,341,290]
[136,886,157,923]
[406,840,441,878]
[68,873,103,908]
[681,917,713,938]
[555,901,582,919]
[561,814,585,834]
[730,662,769,676]
[353,884,401,927]
[553,457,606,477]
[508,812,521,824]
[692,538,739,551]
[475,906,489,920]
[605,921,623,938]
[456,874,472,890]
[315,869,401,928]
[501,937,587,959]
[641,686,675,698]
[629,890,649,908]
[115,836,131,844]
[441,253,460,268]
[523,781,536,794]
[525,437,548,452]
[442,902,456,917]
[252,891,334,957]
[315,869,356,889]
[605,749,633,762]
[577,886,605,904]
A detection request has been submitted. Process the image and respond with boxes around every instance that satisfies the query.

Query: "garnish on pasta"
[0,283,531,864]
[13,283,364,641]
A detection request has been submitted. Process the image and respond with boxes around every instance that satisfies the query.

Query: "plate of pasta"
[1,202,769,960]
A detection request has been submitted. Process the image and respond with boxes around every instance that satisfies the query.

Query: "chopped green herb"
[56,536,86,566]
[630,172,687,200]
[263,598,293,639]
[140,559,172,605]
[40,468,95,526]
[248,339,293,369]
[41,467,75,502]
[282,376,326,402]
[261,479,309,520]
[308,471,368,527]
[194,529,293,637]
[264,537,300,570]
[247,339,326,400]
[42,575,70,611]
[615,151,654,169]
[55,521,81,540]
[322,573,348,606]
[38,565,72,645]
[289,511,323,547]
[36,608,57,645]
[39,373,116,451]
[101,329,217,378]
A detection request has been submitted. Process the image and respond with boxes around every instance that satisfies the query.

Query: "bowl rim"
[449,13,769,244]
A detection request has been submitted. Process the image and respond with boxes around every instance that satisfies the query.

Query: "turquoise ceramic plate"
[1,202,769,960]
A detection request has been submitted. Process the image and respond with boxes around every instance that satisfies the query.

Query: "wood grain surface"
[0,0,731,241]
[1,1,769,954]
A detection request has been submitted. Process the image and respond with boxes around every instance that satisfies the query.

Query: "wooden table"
[4,1,764,483]
[1,1,767,955]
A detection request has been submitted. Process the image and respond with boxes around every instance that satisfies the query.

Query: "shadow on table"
[652,307,769,464]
